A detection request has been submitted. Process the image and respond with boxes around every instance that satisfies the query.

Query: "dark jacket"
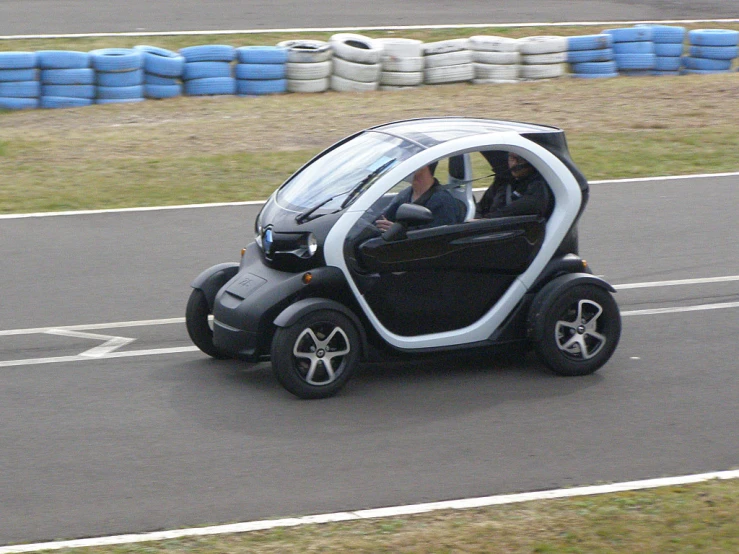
[476,170,553,219]
[383,179,466,228]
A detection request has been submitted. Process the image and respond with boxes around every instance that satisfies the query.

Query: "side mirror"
[382,203,433,242]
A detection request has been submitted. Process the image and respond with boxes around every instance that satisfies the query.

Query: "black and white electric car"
[186,118,621,398]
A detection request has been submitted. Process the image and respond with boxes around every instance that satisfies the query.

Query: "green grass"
[20,478,739,553]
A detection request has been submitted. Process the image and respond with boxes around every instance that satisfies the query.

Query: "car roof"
[368,117,563,148]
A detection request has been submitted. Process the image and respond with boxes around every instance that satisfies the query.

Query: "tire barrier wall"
[0,27,737,110]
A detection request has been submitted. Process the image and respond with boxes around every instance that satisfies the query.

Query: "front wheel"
[185,288,229,359]
[271,309,361,399]
[535,284,621,376]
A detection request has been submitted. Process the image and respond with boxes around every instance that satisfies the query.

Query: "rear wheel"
[185,288,229,359]
[535,285,621,376]
[271,309,360,399]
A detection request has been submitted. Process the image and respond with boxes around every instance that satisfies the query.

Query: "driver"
[375,162,465,231]
[476,152,553,219]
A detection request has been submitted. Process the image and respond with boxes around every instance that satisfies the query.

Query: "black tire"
[271,310,361,399]
[535,285,621,376]
[185,288,229,360]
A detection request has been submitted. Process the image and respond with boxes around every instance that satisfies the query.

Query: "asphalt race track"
[1,174,738,545]
[0,1,737,36]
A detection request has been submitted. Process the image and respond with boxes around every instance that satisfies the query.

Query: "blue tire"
[37,50,90,69]
[571,61,617,74]
[144,83,183,98]
[688,29,739,47]
[183,61,232,80]
[566,34,612,51]
[133,45,185,77]
[236,46,289,64]
[96,69,144,87]
[89,48,144,72]
[0,68,37,82]
[571,72,618,79]
[619,70,652,77]
[567,48,614,63]
[688,45,739,60]
[236,78,287,95]
[637,25,685,44]
[145,74,180,85]
[0,52,37,69]
[613,41,655,55]
[96,97,146,105]
[0,81,40,98]
[681,68,731,75]
[614,53,656,70]
[184,77,236,96]
[604,27,652,43]
[650,70,681,76]
[40,96,94,109]
[179,45,235,63]
[0,97,38,110]
[654,56,682,71]
[235,63,286,80]
[97,84,145,100]
[654,43,684,57]
[41,84,96,98]
[40,68,95,85]
[682,56,732,71]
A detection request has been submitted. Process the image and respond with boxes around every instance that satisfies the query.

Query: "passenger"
[476,152,553,219]
[376,162,465,232]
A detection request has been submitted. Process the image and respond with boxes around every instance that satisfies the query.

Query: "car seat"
[443,154,476,221]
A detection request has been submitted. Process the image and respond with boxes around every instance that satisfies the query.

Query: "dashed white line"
[0,469,736,553]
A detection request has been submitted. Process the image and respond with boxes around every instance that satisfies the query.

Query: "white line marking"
[43,328,136,358]
[0,347,197,368]
[621,301,739,317]
[2,19,739,40]
[1,172,736,220]
[614,275,739,290]
[1,469,737,553]
[0,318,184,336]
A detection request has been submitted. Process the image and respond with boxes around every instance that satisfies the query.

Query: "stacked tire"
[235,46,287,96]
[278,40,332,93]
[567,34,617,79]
[682,29,739,75]
[37,51,93,109]
[604,27,655,76]
[180,45,236,96]
[423,39,474,85]
[329,33,383,92]
[134,45,185,99]
[91,48,145,105]
[0,52,39,110]
[468,36,520,84]
[637,25,685,75]
[377,38,424,90]
[518,36,568,80]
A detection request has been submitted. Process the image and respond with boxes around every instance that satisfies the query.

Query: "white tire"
[424,50,473,68]
[521,51,568,65]
[517,36,569,55]
[375,38,423,58]
[424,63,474,84]
[287,77,329,93]
[330,74,379,92]
[472,78,519,85]
[422,38,469,55]
[520,63,566,79]
[329,33,383,64]
[381,55,424,72]
[285,60,332,80]
[474,63,519,80]
[468,35,520,52]
[277,40,332,63]
[472,51,521,64]
[379,85,417,91]
[379,70,424,86]
[332,56,381,83]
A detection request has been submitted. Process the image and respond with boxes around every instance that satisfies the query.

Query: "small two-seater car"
[186,117,621,398]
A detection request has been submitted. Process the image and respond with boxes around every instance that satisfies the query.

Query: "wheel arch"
[527,273,617,342]
[273,297,368,359]
[191,262,240,311]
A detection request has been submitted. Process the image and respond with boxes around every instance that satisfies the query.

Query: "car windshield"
[276,131,423,211]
